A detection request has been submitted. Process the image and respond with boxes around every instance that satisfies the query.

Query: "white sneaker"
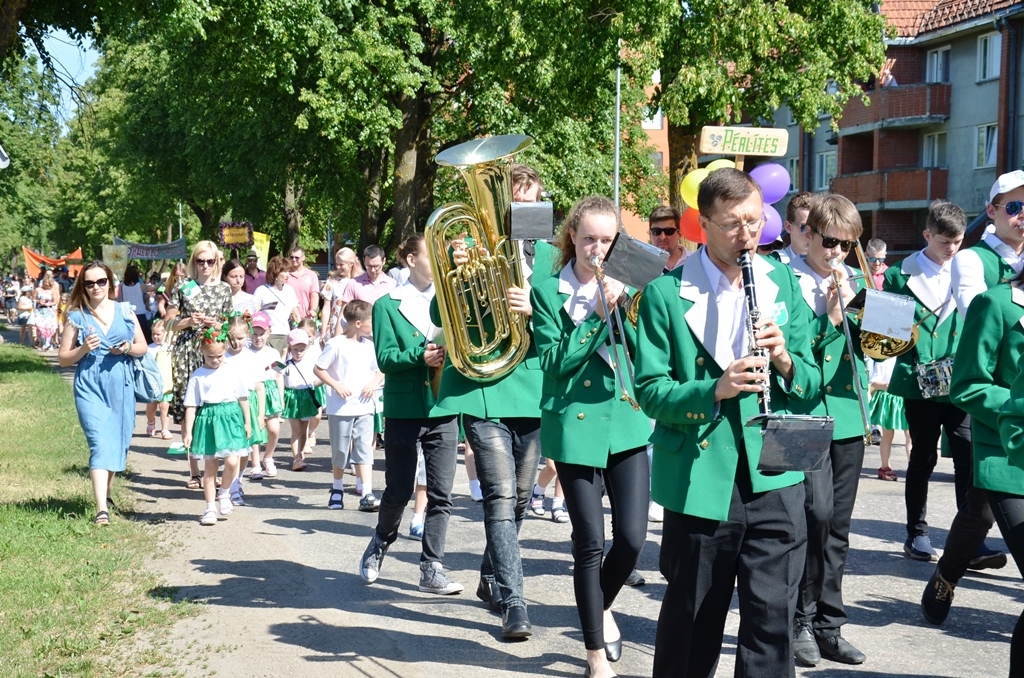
[648,501,664,523]
[263,459,277,477]
[199,509,217,526]
[218,492,233,518]
[469,479,483,502]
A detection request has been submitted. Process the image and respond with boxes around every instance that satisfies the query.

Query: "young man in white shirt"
[776,192,815,265]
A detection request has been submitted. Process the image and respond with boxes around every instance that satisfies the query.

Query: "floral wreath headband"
[201,324,230,345]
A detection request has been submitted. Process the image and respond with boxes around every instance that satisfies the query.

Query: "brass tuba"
[424,135,533,382]
[852,241,918,360]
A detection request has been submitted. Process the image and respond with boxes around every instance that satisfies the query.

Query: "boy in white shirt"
[314,300,384,510]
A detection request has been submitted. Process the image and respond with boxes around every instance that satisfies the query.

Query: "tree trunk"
[283,170,303,255]
[390,88,435,253]
[185,197,218,235]
[667,121,702,250]
[0,0,31,63]
[359,146,387,252]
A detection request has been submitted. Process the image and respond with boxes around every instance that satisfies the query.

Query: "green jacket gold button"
[577,412,585,420]
[845,384,852,391]
[583,379,592,387]
[413,332,420,337]
[699,413,706,420]
[825,355,832,362]
[843,354,850,362]
[580,339,586,344]
[697,357,705,366]
[826,386,832,393]
[699,440,709,450]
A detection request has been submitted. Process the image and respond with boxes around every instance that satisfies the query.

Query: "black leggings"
[557,446,650,650]
[986,490,1024,677]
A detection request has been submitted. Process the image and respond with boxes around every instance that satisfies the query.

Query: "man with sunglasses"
[286,247,320,320]
[788,195,869,667]
[865,239,888,289]
[647,206,689,272]
[776,192,815,265]
[243,249,266,294]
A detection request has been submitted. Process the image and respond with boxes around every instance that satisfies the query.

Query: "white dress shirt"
[951,231,1024,318]
[699,248,747,364]
[914,250,953,310]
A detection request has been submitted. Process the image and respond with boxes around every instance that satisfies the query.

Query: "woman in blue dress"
[58,261,147,525]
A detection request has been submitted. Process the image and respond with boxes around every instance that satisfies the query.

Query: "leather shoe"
[792,622,820,667]
[921,565,956,625]
[501,605,532,640]
[604,635,622,663]
[967,543,1007,571]
[624,569,645,587]
[816,634,866,664]
[476,576,501,612]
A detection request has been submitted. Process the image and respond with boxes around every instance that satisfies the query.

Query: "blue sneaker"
[409,523,424,540]
[328,488,344,510]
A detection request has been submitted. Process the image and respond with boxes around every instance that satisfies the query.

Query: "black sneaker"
[328,488,344,510]
[921,566,956,625]
[360,534,389,584]
[967,543,1007,571]
[904,535,937,561]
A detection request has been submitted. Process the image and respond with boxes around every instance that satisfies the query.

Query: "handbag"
[289,359,324,408]
[132,353,165,403]
[155,348,173,395]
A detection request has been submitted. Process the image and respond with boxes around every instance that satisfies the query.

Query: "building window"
[977,32,1002,81]
[787,107,797,126]
[815,151,837,190]
[786,157,800,193]
[651,151,664,171]
[976,124,998,168]
[926,47,951,83]
[642,107,663,130]
[923,132,947,167]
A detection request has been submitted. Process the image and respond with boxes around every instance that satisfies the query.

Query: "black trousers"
[904,399,972,537]
[558,447,649,651]
[937,483,997,583]
[987,491,1024,677]
[653,472,806,678]
[797,436,864,636]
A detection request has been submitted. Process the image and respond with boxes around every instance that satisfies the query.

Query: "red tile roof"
[884,0,941,37]
[917,0,1019,33]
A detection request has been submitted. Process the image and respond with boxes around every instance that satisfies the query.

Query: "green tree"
[655,0,889,210]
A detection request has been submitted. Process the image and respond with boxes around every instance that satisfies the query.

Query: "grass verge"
[0,344,196,677]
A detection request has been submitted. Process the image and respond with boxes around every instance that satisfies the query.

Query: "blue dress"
[67,303,136,472]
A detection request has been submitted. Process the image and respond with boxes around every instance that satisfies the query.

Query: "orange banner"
[22,247,83,279]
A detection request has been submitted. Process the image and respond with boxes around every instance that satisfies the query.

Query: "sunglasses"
[290,255,303,261]
[994,201,1024,217]
[83,277,109,289]
[195,258,217,266]
[650,227,679,237]
[867,257,885,263]
[813,229,856,253]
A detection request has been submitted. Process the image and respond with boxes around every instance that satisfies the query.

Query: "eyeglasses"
[290,255,303,261]
[705,214,766,234]
[195,258,217,266]
[813,229,856,253]
[83,277,109,289]
[650,227,679,237]
[867,257,885,263]
[993,201,1024,217]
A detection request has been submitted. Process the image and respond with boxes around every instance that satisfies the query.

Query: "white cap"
[990,169,1024,202]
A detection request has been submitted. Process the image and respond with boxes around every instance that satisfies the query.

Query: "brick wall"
[876,129,919,170]
[889,46,923,85]
[871,210,922,250]
[840,135,873,174]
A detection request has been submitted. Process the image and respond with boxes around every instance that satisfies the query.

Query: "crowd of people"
[37,163,1024,678]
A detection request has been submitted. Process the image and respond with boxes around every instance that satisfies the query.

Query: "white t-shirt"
[249,345,283,383]
[146,342,166,360]
[231,290,258,316]
[184,364,248,407]
[283,351,319,389]
[225,348,262,390]
[253,283,300,334]
[315,336,379,416]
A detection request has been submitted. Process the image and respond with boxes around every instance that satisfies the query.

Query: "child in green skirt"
[249,311,284,478]
[182,327,252,526]
[282,328,322,471]
[224,314,265,504]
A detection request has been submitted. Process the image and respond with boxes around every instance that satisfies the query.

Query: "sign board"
[219,221,254,248]
[699,126,789,157]
[252,231,270,270]
[102,244,129,282]
[113,236,188,261]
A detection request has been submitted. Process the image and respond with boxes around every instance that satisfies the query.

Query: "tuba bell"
[852,241,918,360]
[424,135,533,382]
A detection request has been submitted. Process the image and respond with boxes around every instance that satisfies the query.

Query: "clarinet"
[738,250,771,416]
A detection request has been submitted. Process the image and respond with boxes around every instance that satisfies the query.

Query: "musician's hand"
[507,286,532,316]
[715,355,768,402]
[826,272,855,327]
[595,280,625,319]
[424,343,446,367]
[451,239,470,266]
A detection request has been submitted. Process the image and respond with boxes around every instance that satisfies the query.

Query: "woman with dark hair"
[253,255,301,355]
[222,259,258,315]
[58,260,148,525]
[530,195,651,678]
[118,264,152,343]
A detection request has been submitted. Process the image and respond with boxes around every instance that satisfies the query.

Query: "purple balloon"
[750,163,790,204]
[760,204,783,245]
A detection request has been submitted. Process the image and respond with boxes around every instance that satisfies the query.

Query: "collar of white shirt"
[983,231,1024,266]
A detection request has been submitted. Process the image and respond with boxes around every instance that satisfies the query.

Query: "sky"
[40,30,100,123]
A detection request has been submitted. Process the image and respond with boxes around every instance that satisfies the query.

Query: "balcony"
[831,168,948,210]
[838,83,951,136]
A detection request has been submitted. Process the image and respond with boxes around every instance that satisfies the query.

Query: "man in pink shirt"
[287,247,320,319]
[244,249,266,294]
[341,245,397,305]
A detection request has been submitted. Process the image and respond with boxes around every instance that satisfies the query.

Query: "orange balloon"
[680,208,705,244]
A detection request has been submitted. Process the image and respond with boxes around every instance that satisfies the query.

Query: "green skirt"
[264,379,284,417]
[248,389,267,446]
[868,390,908,431]
[283,387,319,421]
[314,384,327,411]
[191,402,250,458]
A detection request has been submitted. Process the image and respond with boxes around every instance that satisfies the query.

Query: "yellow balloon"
[680,168,711,209]
[706,158,736,171]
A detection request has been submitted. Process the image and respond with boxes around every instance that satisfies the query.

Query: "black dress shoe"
[476,576,501,612]
[624,569,645,587]
[792,622,820,667]
[816,634,866,664]
[921,565,956,625]
[501,605,532,640]
[967,543,1008,571]
[604,635,622,663]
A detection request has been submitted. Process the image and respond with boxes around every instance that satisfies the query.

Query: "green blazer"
[949,284,1024,494]
[997,353,1024,480]
[883,253,962,402]
[429,297,543,420]
[530,264,651,468]
[973,240,1018,285]
[529,240,560,281]
[634,251,821,522]
[790,257,868,441]
[372,291,451,420]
